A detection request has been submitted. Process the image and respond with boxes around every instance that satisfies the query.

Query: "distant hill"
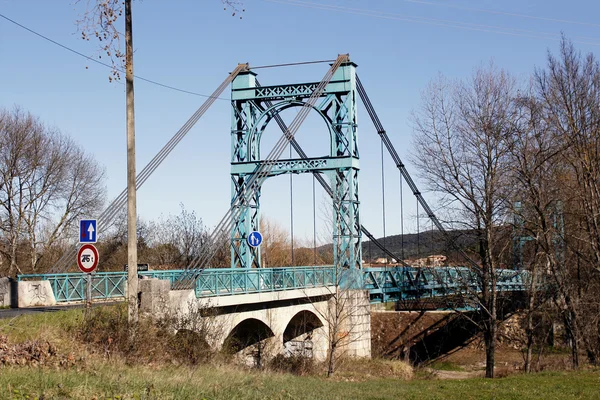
[317,229,480,263]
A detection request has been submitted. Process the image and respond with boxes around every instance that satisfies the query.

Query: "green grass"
[1,364,599,400]
[428,361,465,371]
[0,308,83,345]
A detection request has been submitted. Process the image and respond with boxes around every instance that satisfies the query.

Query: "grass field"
[2,364,599,400]
[1,308,599,399]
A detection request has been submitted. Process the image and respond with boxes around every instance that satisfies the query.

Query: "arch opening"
[283,310,324,358]
[252,101,334,161]
[222,318,275,367]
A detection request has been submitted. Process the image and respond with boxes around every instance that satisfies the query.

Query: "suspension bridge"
[13,55,527,361]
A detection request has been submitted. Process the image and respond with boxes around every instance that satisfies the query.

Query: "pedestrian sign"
[247,231,263,248]
[80,219,97,243]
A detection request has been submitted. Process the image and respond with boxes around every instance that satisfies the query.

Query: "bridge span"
[10,266,526,363]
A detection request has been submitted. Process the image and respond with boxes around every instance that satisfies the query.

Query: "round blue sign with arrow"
[247,231,263,248]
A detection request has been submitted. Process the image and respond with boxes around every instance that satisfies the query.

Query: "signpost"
[79,219,97,243]
[79,220,99,309]
[247,231,263,248]
[78,243,99,310]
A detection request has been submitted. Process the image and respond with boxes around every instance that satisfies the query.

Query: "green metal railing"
[17,266,336,303]
[18,265,528,304]
[194,266,336,297]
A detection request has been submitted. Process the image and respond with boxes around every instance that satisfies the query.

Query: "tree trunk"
[327,342,336,377]
[524,267,537,373]
[563,309,579,369]
[9,235,22,276]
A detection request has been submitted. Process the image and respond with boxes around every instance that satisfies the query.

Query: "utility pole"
[125,0,138,328]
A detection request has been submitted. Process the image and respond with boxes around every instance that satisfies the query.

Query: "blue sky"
[1,0,600,247]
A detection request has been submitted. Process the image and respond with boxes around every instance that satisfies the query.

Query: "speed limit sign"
[77,244,99,273]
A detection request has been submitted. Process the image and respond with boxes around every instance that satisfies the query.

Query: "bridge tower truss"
[230,62,362,269]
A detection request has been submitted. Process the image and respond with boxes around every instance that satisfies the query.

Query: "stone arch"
[282,310,325,358]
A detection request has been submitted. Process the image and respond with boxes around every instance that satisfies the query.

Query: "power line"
[403,0,600,29]
[0,13,229,100]
[266,0,600,46]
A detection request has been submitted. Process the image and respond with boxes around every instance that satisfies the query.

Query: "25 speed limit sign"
[77,244,99,273]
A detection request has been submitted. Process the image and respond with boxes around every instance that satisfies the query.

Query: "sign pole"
[86,272,92,309]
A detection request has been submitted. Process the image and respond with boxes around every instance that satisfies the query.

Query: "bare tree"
[534,37,600,367]
[152,204,207,267]
[509,88,565,371]
[0,107,105,275]
[411,65,519,378]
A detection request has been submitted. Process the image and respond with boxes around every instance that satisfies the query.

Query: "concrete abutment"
[138,279,372,364]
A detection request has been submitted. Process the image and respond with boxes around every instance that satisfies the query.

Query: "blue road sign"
[80,219,97,243]
[247,231,263,248]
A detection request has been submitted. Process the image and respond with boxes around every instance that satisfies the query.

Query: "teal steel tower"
[230,62,362,270]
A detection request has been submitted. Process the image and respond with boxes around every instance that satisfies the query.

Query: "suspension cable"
[289,144,295,266]
[356,74,480,270]
[254,81,410,268]
[417,198,420,260]
[51,63,249,273]
[312,174,317,265]
[173,55,349,289]
[400,171,405,261]
[381,139,387,265]
[250,59,336,69]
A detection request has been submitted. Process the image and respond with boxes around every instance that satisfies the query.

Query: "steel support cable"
[290,144,295,265]
[51,64,248,273]
[172,55,348,289]
[355,75,480,270]
[400,171,405,260]
[312,174,317,264]
[381,139,387,265]
[53,66,244,272]
[257,81,411,268]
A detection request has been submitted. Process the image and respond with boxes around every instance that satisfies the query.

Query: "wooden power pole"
[125,0,138,328]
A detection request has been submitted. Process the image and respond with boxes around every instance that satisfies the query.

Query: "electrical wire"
[403,0,600,29]
[0,13,229,100]
[266,0,600,46]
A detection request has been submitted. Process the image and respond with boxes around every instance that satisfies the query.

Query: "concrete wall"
[17,280,57,307]
[336,289,372,358]
[0,277,11,307]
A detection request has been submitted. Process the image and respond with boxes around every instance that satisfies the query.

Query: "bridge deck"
[17,265,527,304]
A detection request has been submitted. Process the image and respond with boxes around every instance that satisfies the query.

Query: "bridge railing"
[17,266,337,303]
[194,266,336,297]
[17,270,190,303]
[18,265,527,304]
[364,266,529,303]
